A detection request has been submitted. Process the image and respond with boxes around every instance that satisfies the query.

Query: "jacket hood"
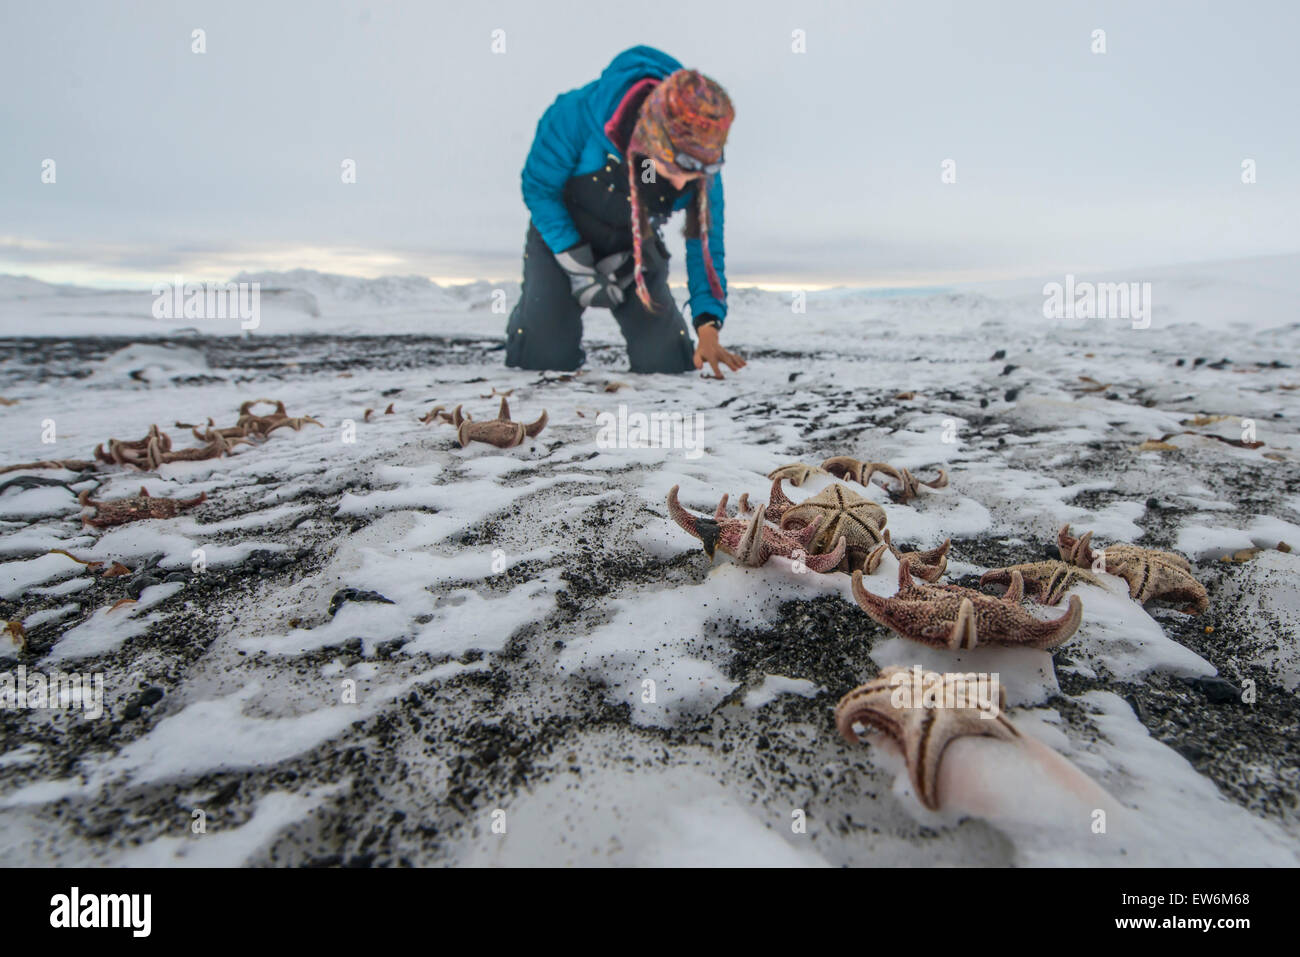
[589,46,683,128]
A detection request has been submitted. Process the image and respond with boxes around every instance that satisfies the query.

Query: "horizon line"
[2,250,1297,295]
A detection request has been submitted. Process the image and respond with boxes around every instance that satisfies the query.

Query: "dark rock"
[121,685,164,720]
[329,588,396,616]
[210,778,241,805]
[127,576,163,599]
[1187,676,1242,705]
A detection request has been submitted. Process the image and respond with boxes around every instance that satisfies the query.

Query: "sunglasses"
[669,142,724,175]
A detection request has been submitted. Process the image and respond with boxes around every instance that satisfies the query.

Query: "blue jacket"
[521,46,728,323]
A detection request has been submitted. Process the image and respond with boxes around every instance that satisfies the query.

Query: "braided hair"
[624,70,733,311]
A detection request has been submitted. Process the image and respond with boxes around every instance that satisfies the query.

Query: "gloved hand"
[555,244,634,308]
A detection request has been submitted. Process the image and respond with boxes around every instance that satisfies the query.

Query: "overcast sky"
[3,0,1297,289]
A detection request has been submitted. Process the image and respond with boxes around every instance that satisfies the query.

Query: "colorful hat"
[631,69,734,167]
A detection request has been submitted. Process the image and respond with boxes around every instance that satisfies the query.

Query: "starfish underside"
[778,481,889,566]
[835,665,1020,810]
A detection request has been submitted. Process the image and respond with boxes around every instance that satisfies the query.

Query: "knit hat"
[626,69,734,309]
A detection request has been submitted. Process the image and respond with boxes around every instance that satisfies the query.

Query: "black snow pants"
[504,154,696,374]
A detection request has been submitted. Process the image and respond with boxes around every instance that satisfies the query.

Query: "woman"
[505,46,746,378]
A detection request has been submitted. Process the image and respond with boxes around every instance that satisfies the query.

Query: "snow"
[1,253,1299,866]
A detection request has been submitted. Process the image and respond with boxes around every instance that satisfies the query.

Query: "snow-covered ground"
[0,254,1298,866]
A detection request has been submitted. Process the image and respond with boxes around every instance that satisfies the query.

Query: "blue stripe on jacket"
[519,45,728,323]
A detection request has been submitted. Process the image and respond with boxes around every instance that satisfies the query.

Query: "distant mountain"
[1,252,1296,336]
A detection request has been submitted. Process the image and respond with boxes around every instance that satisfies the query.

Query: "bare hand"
[693,324,746,379]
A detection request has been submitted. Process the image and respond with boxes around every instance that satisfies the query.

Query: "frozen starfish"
[95,424,173,471]
[739,481,949,577]
[851,561,1082,650]
[822,457,949,504]
[835,665,1020,810]
[236,399,322,438]
[419,404,454,425]
[866,529,952,582]
[744,479,887,573]
[1058,524,1208,614]
[78,486,207,528]
[96,423,254,471]
[181,428,253,460]
[452,398,547,448]
[980,559,1106,606]
[667,485,846,572]
[766,462,829,487]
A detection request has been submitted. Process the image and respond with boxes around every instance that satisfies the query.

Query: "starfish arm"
[922,468,949,490]
[523,409,547,437]
[864,535,891,574]
[821,456,866,484]
[862,462,894,483]
[948,597,979,649]
[666,485,702,540]
[767,477,795,521]
[788,512,824,549]
[498,397,511,421]
[1074,531,1096,567]
[1002,570,1025,603]
[768,462,823,486]
[803,535,846,573]
[1056,524,1080,564]
[1180,589,1210,615]
[1044,568,1069,605]
[737,507,768,565]
[850,568,889,619]
[1025,594,1083,648]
